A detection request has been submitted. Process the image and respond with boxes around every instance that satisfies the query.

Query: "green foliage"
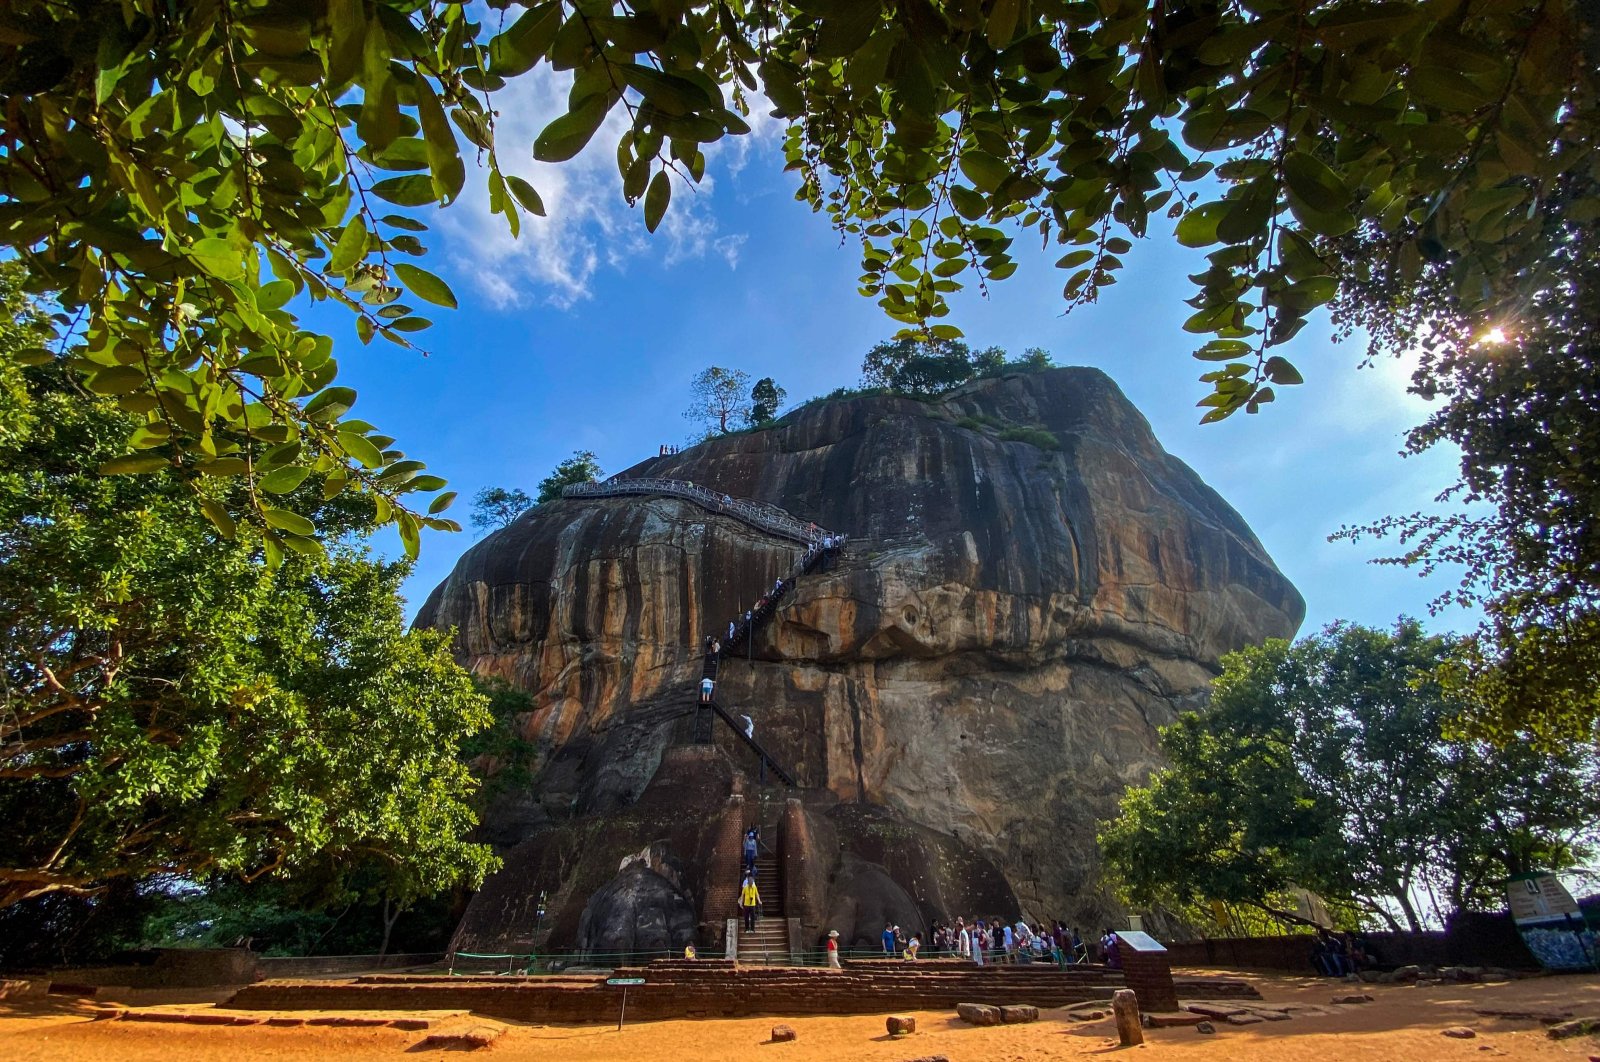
[0,315,497,911]
[0,0,1593,545]
[861,338,1052,395]
[684,366,752,437]
[470,486,533,532]
[140,876,458,957]
[461,678,541,802]
[748,376,787,426]
[861,337,1000,395]
[535,450,604,505]
[997,426,1061,450]
[1334,191,1600,745]
[1099,622,1600,932]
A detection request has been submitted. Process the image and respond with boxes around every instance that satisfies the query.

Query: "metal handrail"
[562,477,838,546]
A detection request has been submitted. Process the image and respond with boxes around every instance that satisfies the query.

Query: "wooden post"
[1112,988,1144,1047]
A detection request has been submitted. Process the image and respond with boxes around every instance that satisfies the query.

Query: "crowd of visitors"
[1311,928,1378,976]
[865,918,1097,966]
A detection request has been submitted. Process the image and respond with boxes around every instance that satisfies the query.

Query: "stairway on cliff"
[737,848,788,965]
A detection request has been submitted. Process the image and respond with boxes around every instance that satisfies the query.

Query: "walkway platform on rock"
[562,477,839,547]
[226,959,1260,1024]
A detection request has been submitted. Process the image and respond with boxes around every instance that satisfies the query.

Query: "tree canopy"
[0,267,496,910]
[1098,622,1600,932]
[748,376,787,425]
[2,0,1592,546]
[684,365,752,436]
[535,448,604,502]
[470,485,533,530]
[860,337,1052,393]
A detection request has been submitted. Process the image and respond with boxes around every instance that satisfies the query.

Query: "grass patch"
[998,426,1061,450]
[954,413,1003,431]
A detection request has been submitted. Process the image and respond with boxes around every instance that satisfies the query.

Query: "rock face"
[420,368,1303,954]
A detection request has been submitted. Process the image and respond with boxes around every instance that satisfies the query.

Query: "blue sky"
[326,69,1478,638]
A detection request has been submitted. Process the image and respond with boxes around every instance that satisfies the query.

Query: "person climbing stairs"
[736,831,788,965]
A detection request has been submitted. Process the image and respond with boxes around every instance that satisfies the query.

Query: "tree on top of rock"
[536,450,605,504]
[684,367,752,438]
[748,377,787,426]
[470,487,533,532]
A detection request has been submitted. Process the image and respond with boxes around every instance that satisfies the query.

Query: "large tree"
[535,449,604,503]
[0,269,496,910]
[469,485,533,531]
[1,0,1592,540]
[684,366,752,437]
[1098,622,1600,932]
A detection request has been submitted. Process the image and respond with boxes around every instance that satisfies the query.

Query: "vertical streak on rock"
[849,678,867,801]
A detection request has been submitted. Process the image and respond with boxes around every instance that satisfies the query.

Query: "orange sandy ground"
[3,969,1598,1062]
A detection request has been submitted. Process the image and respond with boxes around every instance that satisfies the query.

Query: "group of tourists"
[1311,928,1378,977]
[707,533,848,684]
[866,918,1095,966]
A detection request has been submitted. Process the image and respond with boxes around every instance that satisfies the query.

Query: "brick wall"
[228,959,1254,1023]
[778,799,815,932]
[1161,921,1537,973]
[702,796,747,941]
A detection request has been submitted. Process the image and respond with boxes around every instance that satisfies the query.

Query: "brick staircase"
[736,849,787,964]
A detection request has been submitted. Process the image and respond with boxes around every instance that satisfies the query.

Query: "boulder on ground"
[1441,1027,1477,1039]
[1548,1019,1600,1040]
[770,1024,797,1042]
[956,1002,1000,1026]
[886,1015,916,1036]
[1196,1021,1216,1034]
[1226,1013,1264,1025]
[1332,993,1375,1004]
[1000,1005,1038,1024]
[1144,1012,1207,1028]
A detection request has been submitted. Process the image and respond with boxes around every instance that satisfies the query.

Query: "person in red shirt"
[826,929,841,969]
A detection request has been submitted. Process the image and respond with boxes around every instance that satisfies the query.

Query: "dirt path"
[3,970,1597,1061]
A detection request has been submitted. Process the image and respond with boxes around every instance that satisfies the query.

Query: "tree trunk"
[379,898,402,959]
[1395,890,1424,934]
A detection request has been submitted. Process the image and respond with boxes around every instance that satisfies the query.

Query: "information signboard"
[1114,931,1166,953]
[1507,874,1597,972]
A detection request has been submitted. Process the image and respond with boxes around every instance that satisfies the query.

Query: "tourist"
[957,918,970,959]
[742,828,758,873]
[774,577,783,595]
[701,676,714,703]
[881,922,896,957]
[711,638,721,657]
[1101,928,1121,969]
[684,943,697,960]
[728,620,736,641]
[1070,927,1084,963]
[971,921,985,966]
[905,933,921,960]
[826,929,841,968]
[740,713,755,739]
[1001,920,1015,963]
[740,873,761,931]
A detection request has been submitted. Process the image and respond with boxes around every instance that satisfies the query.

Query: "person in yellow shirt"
[739,873,761,931]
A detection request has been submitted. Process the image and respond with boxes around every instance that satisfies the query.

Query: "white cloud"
[436,66,758,308]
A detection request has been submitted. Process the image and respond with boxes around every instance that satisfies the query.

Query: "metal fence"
[562,477,838,546]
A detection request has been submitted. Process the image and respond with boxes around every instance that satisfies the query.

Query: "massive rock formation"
[420,367,1304,954]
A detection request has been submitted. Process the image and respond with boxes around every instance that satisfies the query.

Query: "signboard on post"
[605,977,646,1030]
[1507,873,1598,972]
